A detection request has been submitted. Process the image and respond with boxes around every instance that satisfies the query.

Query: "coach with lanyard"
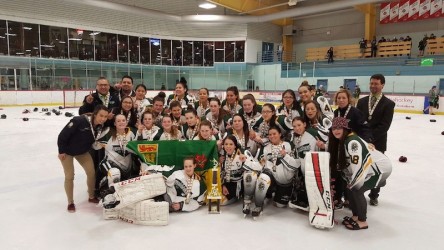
[356,74,395,206]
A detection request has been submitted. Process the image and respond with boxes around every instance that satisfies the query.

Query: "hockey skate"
[242,201,251,217]
[251,206,262,220]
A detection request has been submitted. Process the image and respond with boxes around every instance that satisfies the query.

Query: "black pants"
[331,169,347,201]
[347,173,389,221]
[89,148,105,197]
[222,180,242,201]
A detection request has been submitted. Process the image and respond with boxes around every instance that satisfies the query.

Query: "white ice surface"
[0,106,443,250]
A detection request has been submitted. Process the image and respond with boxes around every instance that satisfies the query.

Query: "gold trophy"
[207,159,222,214]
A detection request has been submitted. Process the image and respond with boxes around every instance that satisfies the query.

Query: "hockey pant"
[254,169,292,207]
[291,168,308,204]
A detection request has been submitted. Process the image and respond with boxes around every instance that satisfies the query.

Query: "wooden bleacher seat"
[377,41,411,57]
[305,41,411,61]
[426,38,444,55]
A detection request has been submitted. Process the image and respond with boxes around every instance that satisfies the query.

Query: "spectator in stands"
[430,33,436,39]
[392,37,398,42]
[327,47,334,64]
[405,36,412,42]
[418,36,427,57]
[370,36,377,57]
[359,38,367,58]
[378,37,386,43]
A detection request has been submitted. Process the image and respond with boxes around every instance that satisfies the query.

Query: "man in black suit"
[356,74,395,206]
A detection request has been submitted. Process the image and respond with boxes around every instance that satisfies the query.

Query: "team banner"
[399,0,410,21]
[431,0,443,17]
[380,2,391,23]
[381,0,443,23]
[390,2,400,22]
[419,0,431,19]
[409,0,421,20]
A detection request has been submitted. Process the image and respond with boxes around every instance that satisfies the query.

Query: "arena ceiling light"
[199,2,217,9]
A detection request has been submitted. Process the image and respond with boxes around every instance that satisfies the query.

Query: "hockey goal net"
[63,90,92,108]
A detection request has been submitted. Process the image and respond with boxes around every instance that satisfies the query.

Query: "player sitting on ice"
[163,157,207,212]
[94,114,137,208]
[220,135,247,205]
[245,126,298,219]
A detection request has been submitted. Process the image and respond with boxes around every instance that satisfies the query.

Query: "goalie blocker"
[304,152,334,229]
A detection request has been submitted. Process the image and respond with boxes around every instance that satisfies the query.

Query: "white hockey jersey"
[343,133,392,190]
[165,170,206,212]
[256,142,298,185]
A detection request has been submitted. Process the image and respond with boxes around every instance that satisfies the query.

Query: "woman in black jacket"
[57,105,109,213]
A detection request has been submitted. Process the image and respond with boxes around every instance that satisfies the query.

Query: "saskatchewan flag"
[127,140,222,201]
[127,140,219,176]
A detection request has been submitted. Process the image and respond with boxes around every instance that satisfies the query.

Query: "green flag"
[127,140,219,172]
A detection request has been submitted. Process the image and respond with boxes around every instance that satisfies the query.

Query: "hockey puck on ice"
[399,156,407,163]
[59,106,64,110]
[0,114,6,119]
[430,119,436,122]
[441,131,444,135]
[22,117,29,121]
[405,116,411,120]
[33,107,38,112]
[65,112,74,117]
[45,112,51,116]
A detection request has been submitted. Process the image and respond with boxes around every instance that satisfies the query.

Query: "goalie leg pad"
[305,152,334,229]
[113,173,167,209]
[254,173,271,207]
[243,171,258,201]
[119,200,169,226]
[103,207,119,220]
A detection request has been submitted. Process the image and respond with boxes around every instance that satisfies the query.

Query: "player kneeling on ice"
[95,114,136,208]
[164,157,207,212]
[328,117,392,230]
[289,117,324,211]
[220,135,247,205]
[245,126,298,219]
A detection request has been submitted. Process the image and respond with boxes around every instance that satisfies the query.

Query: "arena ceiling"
[68,0,386,25]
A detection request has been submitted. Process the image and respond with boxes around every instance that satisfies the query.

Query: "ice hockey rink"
[0,106,442,250]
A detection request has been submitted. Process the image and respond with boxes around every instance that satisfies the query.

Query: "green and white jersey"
[238,107,262,130]
[135,126,161,141]
[194,101,210,119]
[256,141,298,185]
[343,133,392,190]
[291,128,320,172]
[222,152,245,183]
[166,170,207,212]
[181,124,199,140]
[96,129,136,172]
